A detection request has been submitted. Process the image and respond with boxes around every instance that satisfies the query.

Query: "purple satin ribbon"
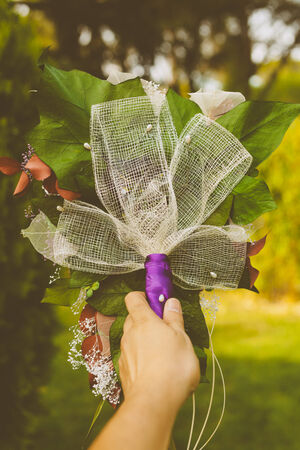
[144,253,173,318]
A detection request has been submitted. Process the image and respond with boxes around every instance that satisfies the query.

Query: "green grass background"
[35,291,300,450]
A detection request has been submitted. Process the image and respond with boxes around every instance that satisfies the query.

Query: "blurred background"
[0,0,299,449]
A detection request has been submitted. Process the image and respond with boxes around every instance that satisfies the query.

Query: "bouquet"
[1,61,299,443]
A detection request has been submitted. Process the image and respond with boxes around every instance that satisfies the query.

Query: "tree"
[15,0,300,95]
[0,2,57,447]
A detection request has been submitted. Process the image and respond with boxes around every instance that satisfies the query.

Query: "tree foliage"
[0,2,57,448]
[26,0,300,95]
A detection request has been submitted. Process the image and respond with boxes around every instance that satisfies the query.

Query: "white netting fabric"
[23,89,253,290]
[90,96,178,253]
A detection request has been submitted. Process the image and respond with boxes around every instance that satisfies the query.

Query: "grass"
[35,291,300,450]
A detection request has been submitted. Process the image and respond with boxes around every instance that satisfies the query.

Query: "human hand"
[119,292,200,413]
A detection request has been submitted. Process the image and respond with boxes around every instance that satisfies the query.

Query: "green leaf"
[69,270,105,288]
[41,278,80,306]
[87,271,145,316]
[167,88,201,136]
[232,176,277,224]
[85,398,106,442]
[194,346,208,383]
[203,194,233,226]
[217,100,300,167]
[27,63,145,193]
[173,285,209,349]
[23,180,61,225]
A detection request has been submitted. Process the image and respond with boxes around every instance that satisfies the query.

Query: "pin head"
[158,294,165,303]
[185,134,191,144]
[210,271,217,279]
[83,142,91,150]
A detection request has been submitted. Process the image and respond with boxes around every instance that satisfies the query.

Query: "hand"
[119,291,200,412]
[89,292,200,450]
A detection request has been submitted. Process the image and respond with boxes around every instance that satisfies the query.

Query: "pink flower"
[0,153,80,200]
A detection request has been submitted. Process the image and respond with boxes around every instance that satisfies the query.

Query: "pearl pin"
[83,142,91,150]
[146,124,153,132]
[210,271,217,279]
[158,294,165,303]
[185,134,191,144]
[120,188,127,195]
[56,205,64,212]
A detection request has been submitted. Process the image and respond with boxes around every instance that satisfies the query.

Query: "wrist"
[124,381,182,418]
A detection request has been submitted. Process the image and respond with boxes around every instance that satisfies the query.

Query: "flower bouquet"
[1,61,299,442]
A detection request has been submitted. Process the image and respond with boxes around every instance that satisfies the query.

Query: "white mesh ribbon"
[23,91,252,290]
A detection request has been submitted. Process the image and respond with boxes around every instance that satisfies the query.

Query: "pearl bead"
[185,134,191,144]
[83,142,91,150]
[56,206,64,212]
[146,124,153,132]
[158,294,165,303]
[210,271,217,279]
[121,188,127,195]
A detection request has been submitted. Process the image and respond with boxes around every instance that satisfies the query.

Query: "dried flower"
[0,147,81,200]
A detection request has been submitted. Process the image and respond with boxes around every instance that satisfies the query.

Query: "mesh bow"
[23,93,252,290]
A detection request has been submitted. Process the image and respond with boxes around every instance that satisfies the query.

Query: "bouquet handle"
[144,254,173,318]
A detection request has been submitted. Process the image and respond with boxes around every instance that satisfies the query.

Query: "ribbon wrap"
[145,254,173,318]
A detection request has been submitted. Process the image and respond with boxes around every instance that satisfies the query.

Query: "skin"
[89,291,200,450]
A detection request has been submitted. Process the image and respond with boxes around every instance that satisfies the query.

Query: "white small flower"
[106,70,136,85]
[189,89,245,120]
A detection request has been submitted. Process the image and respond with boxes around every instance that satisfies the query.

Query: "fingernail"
[165,298,181,313]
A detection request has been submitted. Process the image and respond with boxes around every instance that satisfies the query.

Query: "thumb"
[163,298,184,331]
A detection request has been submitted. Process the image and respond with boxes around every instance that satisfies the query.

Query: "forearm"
[89,388,178,450]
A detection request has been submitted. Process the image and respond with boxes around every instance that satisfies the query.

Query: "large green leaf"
[24,180,61,225]
[27,63,146,194]
[41,278,81,306]
[217,100,300,167]
[167,88,201,136]
[203,195,233,226]
[232,176,277,224]
[88,271,145,316]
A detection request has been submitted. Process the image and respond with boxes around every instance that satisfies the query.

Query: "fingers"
[125,291,153,322]
[163,298,184,331]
